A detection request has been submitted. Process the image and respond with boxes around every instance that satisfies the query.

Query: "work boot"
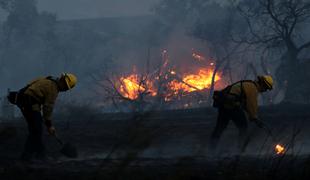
[238,134,251,154]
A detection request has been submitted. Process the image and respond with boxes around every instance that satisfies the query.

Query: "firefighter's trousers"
[210,107,248,150]
[20,107,45,160]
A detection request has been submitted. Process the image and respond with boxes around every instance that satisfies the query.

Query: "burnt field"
[1,103,310,180]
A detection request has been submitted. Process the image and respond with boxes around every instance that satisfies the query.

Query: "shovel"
[241,120,275,152]
[54,134,78,158]
[257,120,276,141]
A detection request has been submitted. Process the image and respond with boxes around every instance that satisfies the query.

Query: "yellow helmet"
[62,73,77,89]
[258,75,273,90]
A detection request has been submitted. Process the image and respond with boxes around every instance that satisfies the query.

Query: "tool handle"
[54,134,64,145]
[260,121,278,143]
[261,123,273,136]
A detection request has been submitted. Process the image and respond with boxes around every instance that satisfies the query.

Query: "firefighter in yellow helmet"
[210,75,273,151]
[16,73,77,161]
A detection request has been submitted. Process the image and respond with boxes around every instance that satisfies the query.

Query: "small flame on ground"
[275,144,285,155]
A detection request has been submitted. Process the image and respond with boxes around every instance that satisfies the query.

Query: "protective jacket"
[227,81,259,120]
[23,77,59,126]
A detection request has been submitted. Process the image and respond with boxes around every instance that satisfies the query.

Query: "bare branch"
[266,0,287,31]
[298,41,310,52]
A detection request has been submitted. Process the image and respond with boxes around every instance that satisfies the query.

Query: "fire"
[183,69,220,91]
[169,69,221,93]
[118,69,221,100]
[119,74,156,100]
[275,144,285,155]
[115,50,223,101]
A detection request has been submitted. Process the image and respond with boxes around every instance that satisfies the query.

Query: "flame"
[118,69,221,101]
[119,74,156,100]
[116,47,223,101]
[168,69,221,93]
[275,144,285,155]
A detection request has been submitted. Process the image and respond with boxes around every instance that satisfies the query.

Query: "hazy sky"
[37,0,159,20]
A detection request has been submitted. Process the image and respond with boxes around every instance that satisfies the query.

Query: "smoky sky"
[37,0,160,19]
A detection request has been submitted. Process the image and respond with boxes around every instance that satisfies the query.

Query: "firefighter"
[17,73,77,161]
[210,75,273,150]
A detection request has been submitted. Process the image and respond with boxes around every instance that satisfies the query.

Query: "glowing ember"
[275,144,285,155]
[162,50,169,69]
[169,69,221,93]
[119,74,156,100]
[192,53,205,61]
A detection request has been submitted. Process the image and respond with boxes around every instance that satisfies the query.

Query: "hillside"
[1,103,310,179]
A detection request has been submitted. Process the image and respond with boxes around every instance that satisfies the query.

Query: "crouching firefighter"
[7,73,77,161]
[210,75,273,151]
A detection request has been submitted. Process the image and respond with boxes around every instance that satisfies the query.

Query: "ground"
[1,103,310,180]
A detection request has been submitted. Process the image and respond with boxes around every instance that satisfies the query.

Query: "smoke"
[37,0,160,20]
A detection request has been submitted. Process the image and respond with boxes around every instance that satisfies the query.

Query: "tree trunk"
[276,48,300,102]
[207,62,223,106]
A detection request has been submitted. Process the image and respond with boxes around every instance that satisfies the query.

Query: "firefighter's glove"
[47,126,56,136]
[253,118,264,128]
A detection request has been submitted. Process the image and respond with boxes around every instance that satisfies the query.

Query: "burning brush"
[275,144,285,155]
[256,120,286,155]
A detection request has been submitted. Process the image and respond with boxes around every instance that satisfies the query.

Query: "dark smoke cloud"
[37,0,160,20]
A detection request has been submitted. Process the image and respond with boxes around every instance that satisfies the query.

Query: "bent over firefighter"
[8,73,77,161]
[210,75,273,150]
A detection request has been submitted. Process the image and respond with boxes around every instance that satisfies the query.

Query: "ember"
[192,52,205,61]
[275,144,285,155]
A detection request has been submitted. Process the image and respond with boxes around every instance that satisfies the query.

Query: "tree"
[91,58,156,113]
[1,0,38,39]
[0,0,58,77]
[190,3,245,105]
[236,0,310,102]
[155,1,246,105]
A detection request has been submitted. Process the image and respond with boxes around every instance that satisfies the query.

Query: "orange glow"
[168,69,221,93]
[119,74,157,100]
[118,69,221,100]
[116,48,223,101]
[275,144,285,155]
